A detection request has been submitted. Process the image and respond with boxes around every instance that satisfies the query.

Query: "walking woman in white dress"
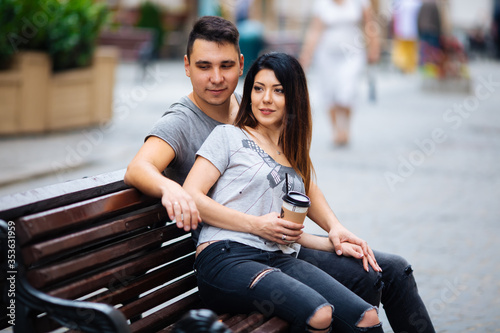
[300,0,380,146]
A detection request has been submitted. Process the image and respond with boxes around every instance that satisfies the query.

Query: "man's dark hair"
[186,16,240,61]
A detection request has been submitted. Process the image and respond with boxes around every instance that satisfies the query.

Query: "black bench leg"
[13,303,37,333]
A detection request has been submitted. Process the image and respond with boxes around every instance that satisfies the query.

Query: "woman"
[183,53,383,333]
[300,0,380,146]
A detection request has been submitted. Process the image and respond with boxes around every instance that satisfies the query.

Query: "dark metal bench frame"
[0,170,289,333]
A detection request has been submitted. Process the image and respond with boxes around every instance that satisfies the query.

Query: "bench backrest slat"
[0,170,128,222]
[21,204,168,266]
[28,223,179,289]
[16,188,153,245]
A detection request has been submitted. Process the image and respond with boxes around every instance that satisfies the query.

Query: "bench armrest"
[1,220,131,333]
[17,278,131,333]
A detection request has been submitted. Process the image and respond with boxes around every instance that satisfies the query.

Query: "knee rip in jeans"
[249,268,280,289]
[306,305,333,333]
[356,307,381,331]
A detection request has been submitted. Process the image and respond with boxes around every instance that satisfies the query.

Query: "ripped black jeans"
[194,240,383,333]
[297,247,436,333]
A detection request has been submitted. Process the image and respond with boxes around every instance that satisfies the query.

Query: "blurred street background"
[1,0,500,332]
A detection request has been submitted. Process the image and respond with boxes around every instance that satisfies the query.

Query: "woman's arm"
[363,4,381,64]
[297,233,333,252]
[297,234,368,262]
[183,156,303,245]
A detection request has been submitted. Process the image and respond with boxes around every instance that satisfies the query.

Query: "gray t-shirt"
[197,125,305,255]
[147,94,242,241]
[147,95,225,185]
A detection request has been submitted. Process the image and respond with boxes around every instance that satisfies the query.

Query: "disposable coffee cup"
[280,191,311,225]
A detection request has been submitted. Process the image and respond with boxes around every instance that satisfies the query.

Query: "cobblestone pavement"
[1,59,499,332]
[306,60,500,331]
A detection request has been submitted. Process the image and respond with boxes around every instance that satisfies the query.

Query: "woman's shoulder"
[213,124,243,133]
[208,125,245,140]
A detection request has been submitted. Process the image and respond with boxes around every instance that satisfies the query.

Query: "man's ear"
[239,54,244,76]
[184,55,190,77]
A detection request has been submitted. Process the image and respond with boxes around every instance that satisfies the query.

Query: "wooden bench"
[98,28,154,61]
[0,170,289,333]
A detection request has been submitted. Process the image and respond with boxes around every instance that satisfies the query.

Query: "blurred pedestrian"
[493,0,500,59]
[391,0,422,73]
[417,0,443,77]
[300,0,380,146]
[417,0,442,51]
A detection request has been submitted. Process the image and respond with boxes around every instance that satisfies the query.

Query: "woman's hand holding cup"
[255,212,304,244]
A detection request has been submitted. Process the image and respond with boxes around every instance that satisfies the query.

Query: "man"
[125,16,435,332]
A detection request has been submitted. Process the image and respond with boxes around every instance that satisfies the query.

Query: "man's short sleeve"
[147,111,188,161]
[196,125,231,174]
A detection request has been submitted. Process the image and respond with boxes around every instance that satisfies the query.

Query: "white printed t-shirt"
[196,125,306,255]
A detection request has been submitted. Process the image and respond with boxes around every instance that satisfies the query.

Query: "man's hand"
[161,182,201,232]
[255,213,304,244]
[125,136,202,231]
[329,225,381,272]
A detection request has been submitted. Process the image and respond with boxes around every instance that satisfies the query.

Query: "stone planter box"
[0,47,118,135]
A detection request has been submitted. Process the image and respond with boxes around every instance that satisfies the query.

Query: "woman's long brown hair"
[234,52,315,192]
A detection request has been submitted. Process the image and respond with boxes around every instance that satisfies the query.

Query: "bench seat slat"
[34,314,68,332]
[47,237,195,300]
[154,313,286,333]
[223,314,250,328]
[88,255,195,307]
[130,293,202,333]
[119,274,198,319]
[229,313,266,333]
[249,316,290,333]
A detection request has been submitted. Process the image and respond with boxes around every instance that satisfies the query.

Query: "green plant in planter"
[0,0,110,72]
[48,0,110,71]
[0,0,17,68]
[0,0,51,68]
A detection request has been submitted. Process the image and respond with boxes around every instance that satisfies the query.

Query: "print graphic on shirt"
[242,139,292,193]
